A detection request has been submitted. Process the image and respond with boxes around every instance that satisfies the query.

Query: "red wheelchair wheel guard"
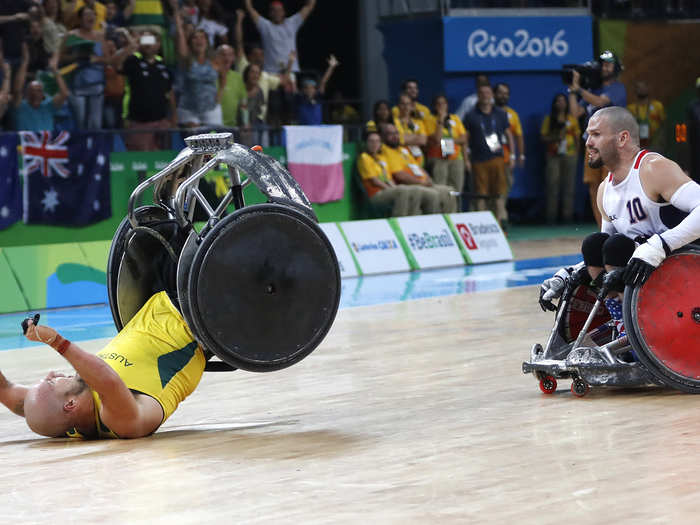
[624,249,700,392]
[559,285,611,343]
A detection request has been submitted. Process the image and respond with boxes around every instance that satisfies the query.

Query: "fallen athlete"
[0,291,205,439]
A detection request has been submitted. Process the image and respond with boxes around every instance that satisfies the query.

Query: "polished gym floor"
[0,235,698,524]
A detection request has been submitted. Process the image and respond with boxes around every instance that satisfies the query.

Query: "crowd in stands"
[0,0,359,148]
[357,51,679,228]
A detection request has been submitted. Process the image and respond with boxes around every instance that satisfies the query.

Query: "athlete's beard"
[588,145,618,170]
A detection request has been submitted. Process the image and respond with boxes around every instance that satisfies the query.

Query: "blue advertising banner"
[443,16,593,72]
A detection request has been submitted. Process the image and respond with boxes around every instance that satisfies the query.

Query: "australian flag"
[20,131,111,225]
[0,134,21,230]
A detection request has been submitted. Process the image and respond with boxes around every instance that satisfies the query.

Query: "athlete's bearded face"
[585,114,619,169]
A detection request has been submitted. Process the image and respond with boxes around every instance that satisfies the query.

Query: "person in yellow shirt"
[424,94,467,197]
[540,93,580,224]
[627,80,665,149]
[380,123,458,213]
[391,78,431,122]
[63,0,106,30]
[365,99,392,134]
[393,92,427,167]
[494,83,524,228]
[1,292,206,439]
[357,130,419,216]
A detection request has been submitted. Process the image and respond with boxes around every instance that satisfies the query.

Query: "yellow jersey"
[379,144,427,184]
[393,117,427,166]
[67,292,206,439]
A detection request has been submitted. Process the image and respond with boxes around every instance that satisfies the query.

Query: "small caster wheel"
[571,379,590,397]
[539,375,557,394]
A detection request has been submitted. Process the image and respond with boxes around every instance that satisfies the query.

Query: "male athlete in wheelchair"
[523,107,700,396]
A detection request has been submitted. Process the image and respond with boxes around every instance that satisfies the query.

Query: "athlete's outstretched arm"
[0,372,28,417]
[24,322,142,432]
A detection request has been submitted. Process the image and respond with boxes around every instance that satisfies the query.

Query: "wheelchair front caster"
[571,378,590,397]
[539,375,557,394]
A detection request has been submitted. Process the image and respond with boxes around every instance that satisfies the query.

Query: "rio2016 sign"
[443,16,593,72]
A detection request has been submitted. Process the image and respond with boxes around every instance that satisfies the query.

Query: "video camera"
[561,61,602,90]
[561,50,623,91]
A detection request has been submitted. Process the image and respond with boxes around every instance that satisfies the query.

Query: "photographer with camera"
[567,50,627,227]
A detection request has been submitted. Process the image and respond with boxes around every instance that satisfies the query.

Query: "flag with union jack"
[0,134,21,231]
[20,131,111,225]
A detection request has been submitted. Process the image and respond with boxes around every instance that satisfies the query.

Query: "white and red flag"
[283,125,344,203]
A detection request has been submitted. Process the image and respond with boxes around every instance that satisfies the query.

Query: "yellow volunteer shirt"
[393,116,427,166]
[540,114,580,156]
[627,100,665,144]
[380,144,427,183]
[502,106,522,160]
[424,113,466,160]
[357,152,392,197]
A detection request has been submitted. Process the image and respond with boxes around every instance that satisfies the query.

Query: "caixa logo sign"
[443,16,593,72]
[456,223,477,250]
[468,29,568,59]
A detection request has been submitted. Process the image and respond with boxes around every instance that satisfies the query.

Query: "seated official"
[357,130,420,217]
[380,123,457,214]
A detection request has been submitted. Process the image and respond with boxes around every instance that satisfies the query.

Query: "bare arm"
[0,12,29,24]
[506,128,515,169]
[25,322,147,436]
[299,0,317,20]
[234,9,245,62]
[318,54,338,96]
[596,179,612,225]
[170,1,189,59]
[0,60,11,118]
[123,0,136,20]
[643,155,693,203]
[51,64,69,108]
[244,0,260,25]
[0,372,29,417]
[12,43,29,109]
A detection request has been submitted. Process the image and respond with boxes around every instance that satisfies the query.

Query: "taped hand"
[538,267,571,312]
[623,234,669,287]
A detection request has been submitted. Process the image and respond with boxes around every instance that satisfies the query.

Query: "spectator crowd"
[0,0,358,149]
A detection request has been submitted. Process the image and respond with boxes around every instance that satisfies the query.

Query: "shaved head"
[593,106,640,147]
[24,376,89,437]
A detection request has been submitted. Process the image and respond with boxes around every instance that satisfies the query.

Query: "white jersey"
[602,149,686,239]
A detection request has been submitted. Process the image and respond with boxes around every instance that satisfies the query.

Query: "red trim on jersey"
[608,172,613,182]
[634,149,649,169]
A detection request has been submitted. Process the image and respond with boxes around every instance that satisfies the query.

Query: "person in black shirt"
[118,30,176,151]
[463,84,514,228]
[0,1,31,67]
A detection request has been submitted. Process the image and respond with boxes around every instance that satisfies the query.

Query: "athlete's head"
[24,373,90,437]
[269,1,285,24]
[585,106,639,168]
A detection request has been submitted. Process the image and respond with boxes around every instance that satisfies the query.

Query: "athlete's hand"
[23,320,59,345]
[538,267,572,312]
[623,234,669,286]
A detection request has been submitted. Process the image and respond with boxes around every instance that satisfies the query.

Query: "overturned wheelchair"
[107,133,340,372]
[522,246,700,397]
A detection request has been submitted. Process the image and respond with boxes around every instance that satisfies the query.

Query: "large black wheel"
[107,206,185,330]
[183,203,340,372]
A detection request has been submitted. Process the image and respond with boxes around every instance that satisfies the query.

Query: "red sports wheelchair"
[523,246,700,397]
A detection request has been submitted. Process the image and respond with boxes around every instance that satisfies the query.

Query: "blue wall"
[380,17,592,221]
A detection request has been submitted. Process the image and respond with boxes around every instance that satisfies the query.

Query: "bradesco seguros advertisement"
[318,222,360,278]
[337,218,410,275]
[445,211,513,264]
[390,215,465,270]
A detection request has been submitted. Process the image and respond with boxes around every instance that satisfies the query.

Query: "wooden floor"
[1,237,698,524]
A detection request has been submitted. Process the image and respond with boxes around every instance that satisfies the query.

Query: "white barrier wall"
[337,219,410,275]
[391,215,465,270]
[319,212,512,277]
[444,211,513,264]
[318,222,359,278]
